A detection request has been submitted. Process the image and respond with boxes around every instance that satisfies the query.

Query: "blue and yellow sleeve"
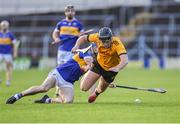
[55,21,62,31]
[78,22,84,32]
[9,32,16,41]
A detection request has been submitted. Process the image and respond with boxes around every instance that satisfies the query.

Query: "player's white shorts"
[57,50,73,65]
[48,69,73,89]
[0,53,13,63]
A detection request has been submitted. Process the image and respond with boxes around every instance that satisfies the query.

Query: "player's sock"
[14,93,23,100]
[6,81,11,86]
[88,90,100,103]
[45,98,51,103]
[55,93,60,97]
[34,95,50,103]
[95,90,100,96]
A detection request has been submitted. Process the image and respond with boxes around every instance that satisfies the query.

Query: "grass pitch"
[0,68,180,123]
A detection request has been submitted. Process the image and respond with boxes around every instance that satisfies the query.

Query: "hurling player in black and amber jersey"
[72,27,128,103]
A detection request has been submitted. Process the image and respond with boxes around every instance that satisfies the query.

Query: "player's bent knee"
[6,62,12,67]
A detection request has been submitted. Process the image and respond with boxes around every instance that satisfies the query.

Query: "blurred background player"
[6,46,93,104]
[52,5,84,96]
[52,5,84,65]
[0,20,18,86]
[72,27,128,103]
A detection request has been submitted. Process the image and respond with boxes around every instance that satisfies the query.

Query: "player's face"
[65,9,75,20]
[0,22,9,32]
[101,39,112,48]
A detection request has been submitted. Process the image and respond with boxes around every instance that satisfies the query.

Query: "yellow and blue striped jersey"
[55,18,83,51]
[0,31,16,54]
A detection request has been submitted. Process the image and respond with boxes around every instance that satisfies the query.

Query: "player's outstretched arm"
[108,54,128,72]
[13,40,20,59]
[71,35,88,53]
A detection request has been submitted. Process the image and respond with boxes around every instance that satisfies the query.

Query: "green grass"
[0,68,180,123]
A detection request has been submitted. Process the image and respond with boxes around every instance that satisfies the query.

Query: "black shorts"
[91,61,118,83]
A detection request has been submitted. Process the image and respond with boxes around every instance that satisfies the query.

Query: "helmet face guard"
[99,37,111,43]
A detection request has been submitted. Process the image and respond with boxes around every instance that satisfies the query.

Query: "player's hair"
[0,20,10,28]
[0,20,10,31]
[65,5,75,11]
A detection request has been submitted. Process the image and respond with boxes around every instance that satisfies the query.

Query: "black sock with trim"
[14,93,23,100]
[95,90,100,96]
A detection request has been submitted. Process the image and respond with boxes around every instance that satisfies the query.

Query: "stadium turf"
[0,68,180,123]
